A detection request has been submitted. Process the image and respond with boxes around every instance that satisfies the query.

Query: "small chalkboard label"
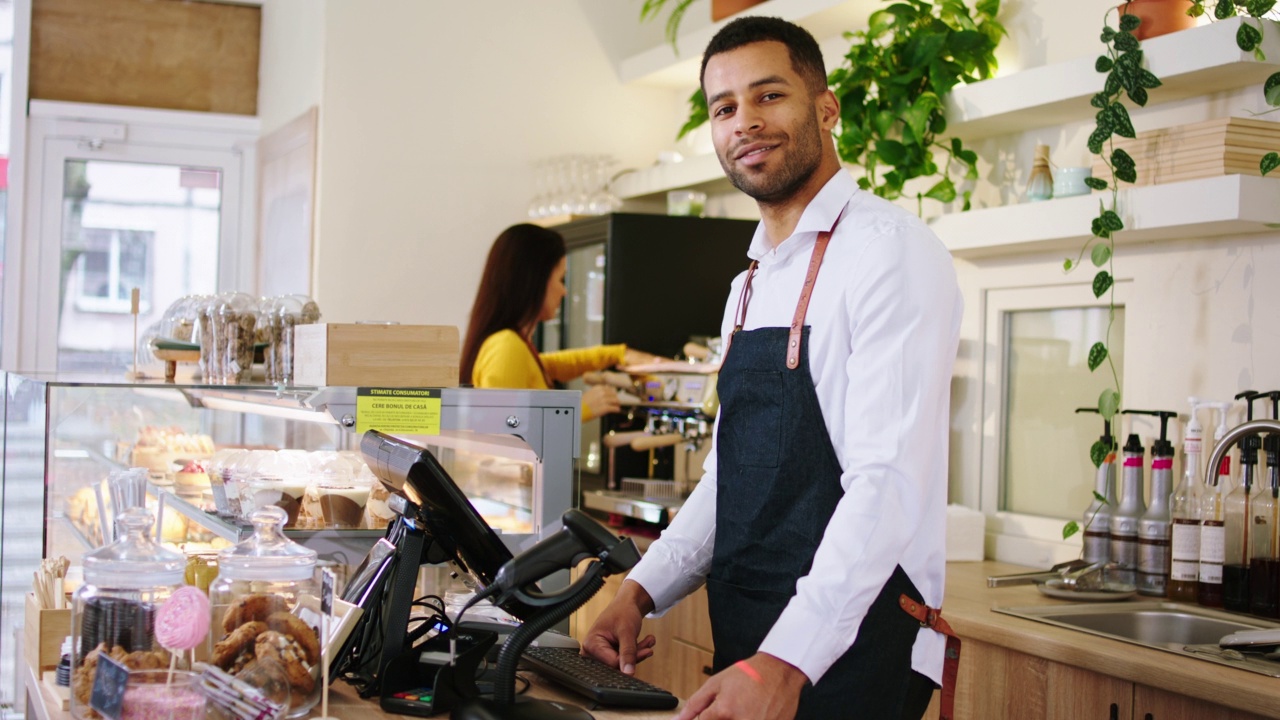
[89,654,129,720]
[321,568,335,616]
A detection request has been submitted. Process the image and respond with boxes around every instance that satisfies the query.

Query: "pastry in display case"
[0,373,580,715]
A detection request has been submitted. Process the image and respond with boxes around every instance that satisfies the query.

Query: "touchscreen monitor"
[360,429,538,621]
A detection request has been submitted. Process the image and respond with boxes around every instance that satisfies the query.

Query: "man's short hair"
[700,16,828,96]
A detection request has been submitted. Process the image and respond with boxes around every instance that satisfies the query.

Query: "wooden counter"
[931,561,1280,719]
[24,662,676,720]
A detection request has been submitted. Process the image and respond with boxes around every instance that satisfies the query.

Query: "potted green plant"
[640,0,768,50]
[663,0,1005,216]
[1062,0,1280,539]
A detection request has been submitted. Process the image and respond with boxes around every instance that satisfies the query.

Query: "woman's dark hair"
[459,223,566,385]
[700,16,828,96]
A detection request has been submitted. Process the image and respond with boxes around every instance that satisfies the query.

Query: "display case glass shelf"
[0,372,581,711]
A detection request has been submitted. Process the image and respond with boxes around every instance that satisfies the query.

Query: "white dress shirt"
[626,170,962,686]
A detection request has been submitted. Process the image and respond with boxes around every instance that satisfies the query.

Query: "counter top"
[941,561,1280,718]
[24,662,675,720]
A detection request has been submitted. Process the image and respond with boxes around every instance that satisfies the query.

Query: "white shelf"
[947,18,1280,140]
[930,174,1280,259]
[612,152,736,200]
[620,0,875,86]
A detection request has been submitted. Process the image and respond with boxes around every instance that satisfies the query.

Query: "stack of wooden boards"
[1090,116,1280,186]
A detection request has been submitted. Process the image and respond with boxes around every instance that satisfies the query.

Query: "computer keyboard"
[520,646,679,710]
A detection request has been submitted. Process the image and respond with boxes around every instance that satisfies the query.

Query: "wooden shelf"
[619,0,874,86]
[611,152,736,201]
[947,17,1280,140]
[930,174,1280,259]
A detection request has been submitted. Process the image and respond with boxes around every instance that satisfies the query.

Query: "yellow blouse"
[471,329,626,421]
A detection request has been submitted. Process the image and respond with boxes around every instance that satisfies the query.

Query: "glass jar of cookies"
[70,508,187,720]
[209,505,320,718]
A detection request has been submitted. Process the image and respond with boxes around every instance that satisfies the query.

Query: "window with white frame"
[67,227,152,313]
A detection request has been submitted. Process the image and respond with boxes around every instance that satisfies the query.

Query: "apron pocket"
[718,370,783,468]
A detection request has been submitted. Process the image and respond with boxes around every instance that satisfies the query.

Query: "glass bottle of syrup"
[1169,401,1204,602]
[1249,434,1279,618]
[1199,455,1230,608]
[1223,390,1264,612]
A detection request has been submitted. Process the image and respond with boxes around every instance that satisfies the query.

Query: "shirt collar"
[746,170,858,263]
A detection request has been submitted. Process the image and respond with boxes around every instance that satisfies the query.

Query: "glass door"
[27,132,248,373]
[56,158,223,372]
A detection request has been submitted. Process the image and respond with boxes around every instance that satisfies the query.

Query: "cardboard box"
[1091,117,1280,186]
[24,593,71,673]
[293,323,460,388]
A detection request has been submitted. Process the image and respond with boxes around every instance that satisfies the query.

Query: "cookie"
[221,594,287,633]
[212,620,267,670]
[254,630,314,694]
[265,611,320,665]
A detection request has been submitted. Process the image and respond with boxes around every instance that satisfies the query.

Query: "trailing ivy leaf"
[1088,341,1109,371]
[1119,13,1142,32]
[1084,176,1109,191]
[1238,22,1263,52]
[951,137,963,155]
[676,88,709,140]
[1265,71,1280,106]
[1262,152,1280,176]
[1090,92,1110,109]
[1249,0,1277,16]
[1104,71,1122,96]
[1092,243,1112,267]
[1063,520,1081,540]
[957,149,978,165]
[1094,490,1109,504]
[1099,389,1121,420]
[1128,86,1149,107]
[962,190,972,211]
[1114,31,1139,52]
[1109,103,1136,138]
[924,177,957,203]
[1093,270,1114,298]
[1216,0,1237,18]
[1092,217,1111,239]
[876,139,908,164]
[1064,258,1075,271]
[1101,26,1117,43]
[1137,68,1162,89]
[1088,127,1110,155]
[1190,2,1207,17]
[1096,55,1114,73]
[1099,209,1125,232]
[1113,148,1138,183]
[1090,440,1111,469]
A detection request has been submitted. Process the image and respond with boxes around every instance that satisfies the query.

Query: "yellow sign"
[355,388,442,436]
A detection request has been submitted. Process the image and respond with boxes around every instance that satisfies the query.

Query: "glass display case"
[0,372,580,711]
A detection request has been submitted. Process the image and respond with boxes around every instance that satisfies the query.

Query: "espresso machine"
[580,342,720,526]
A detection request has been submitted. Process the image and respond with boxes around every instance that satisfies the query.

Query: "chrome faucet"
[1204,419,1280,481]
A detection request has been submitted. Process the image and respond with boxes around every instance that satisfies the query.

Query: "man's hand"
[580,579,657,674]
[675,653,807,720]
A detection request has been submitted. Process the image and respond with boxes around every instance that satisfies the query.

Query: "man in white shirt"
[582,16,962,720]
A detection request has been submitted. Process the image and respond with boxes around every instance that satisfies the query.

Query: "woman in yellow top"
[460,224,660,421]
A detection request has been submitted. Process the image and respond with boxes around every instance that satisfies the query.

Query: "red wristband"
[734,659,762,684]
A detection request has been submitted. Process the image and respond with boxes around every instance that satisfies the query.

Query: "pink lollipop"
[155,586,211,651]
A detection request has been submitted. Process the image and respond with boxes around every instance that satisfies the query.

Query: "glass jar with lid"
[209,505,320,717]
[70,508,187,720]
[213,292,258,384]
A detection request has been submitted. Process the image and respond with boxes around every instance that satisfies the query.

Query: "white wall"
[257,0,325,135]
[264,1,680,330]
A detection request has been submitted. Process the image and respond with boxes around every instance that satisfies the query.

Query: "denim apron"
[707,216,936,719]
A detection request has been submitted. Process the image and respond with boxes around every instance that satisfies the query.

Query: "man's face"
[703,41,829,204]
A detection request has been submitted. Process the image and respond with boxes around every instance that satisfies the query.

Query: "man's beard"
[721,110,824,205]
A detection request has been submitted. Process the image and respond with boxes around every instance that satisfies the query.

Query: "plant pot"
[1119,0,1196,41]
[712,0,766,22]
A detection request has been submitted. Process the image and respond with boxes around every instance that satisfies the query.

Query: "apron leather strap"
[898,595,961,720]
[727,208,846,367]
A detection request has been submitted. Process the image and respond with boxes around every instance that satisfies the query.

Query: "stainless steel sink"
[995,601,1280,677]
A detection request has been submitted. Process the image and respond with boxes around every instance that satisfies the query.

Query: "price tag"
[89,654,129,720]
[321,568,335,617]
[355,388,441,435]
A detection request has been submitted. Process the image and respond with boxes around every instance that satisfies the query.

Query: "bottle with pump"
[1110,432,1147,587]
[1249,391,1280,618]
[1076,407,1118,565]
[1168,398,1205,602]
[1199,401,1233,608]
[1224,390,1265,612]
[1127,409,1177,597]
